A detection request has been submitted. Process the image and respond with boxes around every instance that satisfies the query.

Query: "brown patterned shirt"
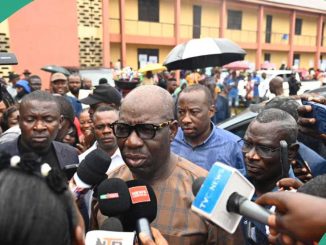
[91,153,244,245]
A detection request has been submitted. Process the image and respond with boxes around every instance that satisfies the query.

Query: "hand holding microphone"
[192,162,273,233]
[125,179,157,243]
[86,178,135,245]
[76,148,112,187]
[139,227,168,245]
[70,148,112,198]
[95,178,158,245]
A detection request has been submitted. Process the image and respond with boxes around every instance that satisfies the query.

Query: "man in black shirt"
[0,91,78,169]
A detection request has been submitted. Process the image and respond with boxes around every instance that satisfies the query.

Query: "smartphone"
[63,164,78,180]
[302,100,326,134]
[296,154,313,175]
[279,140,289,178]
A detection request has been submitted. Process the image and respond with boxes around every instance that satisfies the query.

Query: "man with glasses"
[91,85,243,244]
[241,108,299,245]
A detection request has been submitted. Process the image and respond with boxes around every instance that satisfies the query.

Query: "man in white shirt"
[76,105,124,220]
[78,105,124,172]
[258,72,269,101]
[66,73,91,109]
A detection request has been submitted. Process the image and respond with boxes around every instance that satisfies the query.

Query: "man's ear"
[169,120,178,142]
[58,115,64,130]
[208,104,216,119]
[288,142,299,162]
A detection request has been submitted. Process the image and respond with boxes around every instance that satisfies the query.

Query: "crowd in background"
[1,64,326,245]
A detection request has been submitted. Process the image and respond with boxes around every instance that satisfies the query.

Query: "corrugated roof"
[240,0,326,13]
[265,0,326,12]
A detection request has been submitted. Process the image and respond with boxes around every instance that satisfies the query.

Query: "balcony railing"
[293,34,316,46]
[225,29,257,43]
[262,32,289,44]
[109,18,174,37]
[108,18,322,48]
[180,24,219,39]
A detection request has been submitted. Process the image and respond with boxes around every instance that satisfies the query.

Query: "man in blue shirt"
[171,84,246,175]
[252,72,260,104]
[225,71,239,110]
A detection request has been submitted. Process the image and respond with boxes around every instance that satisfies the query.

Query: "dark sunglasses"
[110,120,173,139]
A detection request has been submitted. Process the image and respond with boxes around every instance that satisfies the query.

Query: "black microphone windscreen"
[100,217,124,232]
[192,177,205,196]
[97,178,131,217]
[77,148,111,186]
[123,179,157,231]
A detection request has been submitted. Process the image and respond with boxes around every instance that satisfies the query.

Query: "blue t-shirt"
[252,76,260,97]
[226,77,239,98]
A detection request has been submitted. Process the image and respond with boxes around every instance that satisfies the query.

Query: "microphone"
[85,230,135,245]
[191,162,273,234]
[100,217,124,232]
[124,179,157,243]
[86,219,135,245]
[97,178,131,217]
[75,148,112,187]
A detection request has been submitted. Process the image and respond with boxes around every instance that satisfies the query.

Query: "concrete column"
[119,0,126,68]
[219,0,226,38]
[256,5,264,70]
[174,0,181,45]
[315,15,323,69]
[288,10,296,68]
[102,0,110,67]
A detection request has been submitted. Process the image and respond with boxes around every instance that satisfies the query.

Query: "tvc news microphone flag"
[192,162,255,234]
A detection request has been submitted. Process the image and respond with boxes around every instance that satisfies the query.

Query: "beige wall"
[294,15,317,46]
[110,43,121,64]
[263,12,290,44]
[225,7,257,43]
[296,52,315,68]
[125,44,172,69]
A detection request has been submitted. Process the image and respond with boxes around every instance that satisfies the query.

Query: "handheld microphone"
[191,162,273,234]
[100,217,124,232]
[97,178,131,217]
[124,179,157,243]
[85,229,135,245]
[85,212,135,245]
[76,148,112,187]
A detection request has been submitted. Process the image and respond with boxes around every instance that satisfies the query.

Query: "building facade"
[0,0,325,88]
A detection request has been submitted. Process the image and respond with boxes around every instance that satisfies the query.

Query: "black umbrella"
[163,38,246,70]
[41,65,71,76]
[0,53,18,65]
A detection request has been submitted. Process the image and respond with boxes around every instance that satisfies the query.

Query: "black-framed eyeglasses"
[111,120,173,139]
[239,139,280,158]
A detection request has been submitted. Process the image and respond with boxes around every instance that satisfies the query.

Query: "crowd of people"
[0,65,326,245]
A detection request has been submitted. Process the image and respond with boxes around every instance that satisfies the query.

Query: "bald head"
[269,77,284,96]
[121,85,174,120]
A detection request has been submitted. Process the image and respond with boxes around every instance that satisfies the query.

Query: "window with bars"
[227,10,242,30]
[138,0,159,22]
